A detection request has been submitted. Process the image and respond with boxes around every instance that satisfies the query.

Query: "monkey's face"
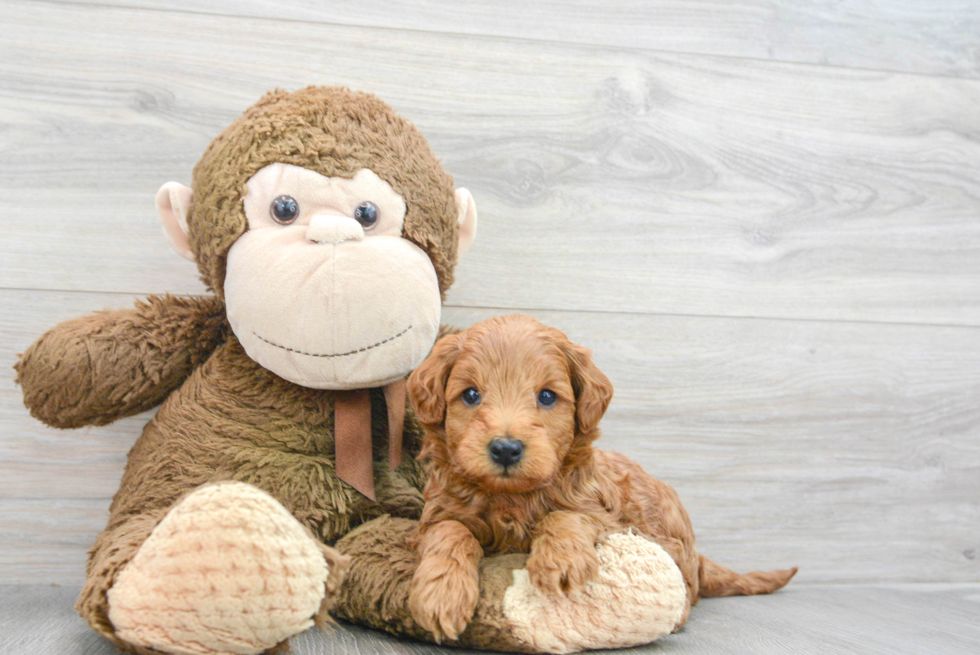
[157,88,479,391]
[223,163,442,389]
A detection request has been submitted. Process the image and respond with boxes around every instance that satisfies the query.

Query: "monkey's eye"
[461,388,481,407]
[270,195,299,224]
[353,201,379,229]
[537,389,558,407]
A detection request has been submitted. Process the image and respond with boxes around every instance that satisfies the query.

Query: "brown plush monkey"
[16,87,686,655]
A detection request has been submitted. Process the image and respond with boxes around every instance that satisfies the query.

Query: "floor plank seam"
[4,288,979,332]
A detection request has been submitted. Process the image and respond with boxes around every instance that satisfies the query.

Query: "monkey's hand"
[15,294,227,428]
[334,518,688,653]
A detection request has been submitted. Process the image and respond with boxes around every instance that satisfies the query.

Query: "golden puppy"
[407,314,796,641]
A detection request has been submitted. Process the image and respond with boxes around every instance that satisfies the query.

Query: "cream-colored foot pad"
[502,531,686,653]
[107,482,330,655]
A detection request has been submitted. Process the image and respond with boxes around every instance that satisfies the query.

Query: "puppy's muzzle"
[488,437,524,468]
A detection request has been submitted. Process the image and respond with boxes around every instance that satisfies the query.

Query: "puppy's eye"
[461,388,481,407]
[537,389,558,407]
[271,195,299,224]
[353,201,379,229]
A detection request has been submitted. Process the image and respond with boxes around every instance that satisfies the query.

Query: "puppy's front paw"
[527,538,600,595]
[409,557,479,642]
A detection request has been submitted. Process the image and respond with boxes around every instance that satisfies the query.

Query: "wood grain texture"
[2,291,977,584]
[52,0,980,79]
[1,0,978,615]
[2,584,979,655]
[0,501,114,583]
[2,1,980,325]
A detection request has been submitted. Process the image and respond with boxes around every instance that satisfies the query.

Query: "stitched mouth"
[252,325,413,358]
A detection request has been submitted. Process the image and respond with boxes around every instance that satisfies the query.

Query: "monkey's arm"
[334,516,687,652]
[15,294,228,428]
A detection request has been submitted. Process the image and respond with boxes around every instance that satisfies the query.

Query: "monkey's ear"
[454,188,478,259]
[408,333,462,425]
[156,182,195,262]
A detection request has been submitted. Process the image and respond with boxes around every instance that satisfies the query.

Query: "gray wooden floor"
[1,0,979,653]
[3,584,979,655]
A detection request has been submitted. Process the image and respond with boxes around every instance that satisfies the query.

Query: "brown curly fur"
[406,314,797,641]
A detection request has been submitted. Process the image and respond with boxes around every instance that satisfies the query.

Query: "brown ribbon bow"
[332,379,406,501]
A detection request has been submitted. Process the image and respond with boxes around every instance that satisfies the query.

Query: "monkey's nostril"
[306,215,365,244]
[488,437,524,467]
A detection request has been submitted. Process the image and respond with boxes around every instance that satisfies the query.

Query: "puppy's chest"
[476,500,548,555]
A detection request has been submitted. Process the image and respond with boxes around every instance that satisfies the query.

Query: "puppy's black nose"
[488,437,524,467]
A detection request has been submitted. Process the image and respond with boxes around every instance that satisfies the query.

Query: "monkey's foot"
[107,481,348,655]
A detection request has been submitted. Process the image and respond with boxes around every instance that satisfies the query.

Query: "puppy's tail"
[698,555,798,597]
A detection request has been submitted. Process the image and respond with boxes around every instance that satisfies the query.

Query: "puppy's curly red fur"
[407,314,796,642]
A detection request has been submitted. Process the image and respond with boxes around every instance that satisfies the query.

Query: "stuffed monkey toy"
[15,87,687,655]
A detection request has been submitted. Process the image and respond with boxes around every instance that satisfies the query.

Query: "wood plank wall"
[1,0,978,585]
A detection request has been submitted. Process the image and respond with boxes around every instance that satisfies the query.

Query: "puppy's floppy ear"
[560,340,614,434]
[408,333,462,425]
